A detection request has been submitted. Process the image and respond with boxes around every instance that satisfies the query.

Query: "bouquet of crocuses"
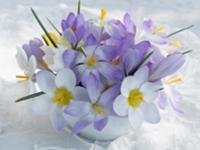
[15,0,192,137]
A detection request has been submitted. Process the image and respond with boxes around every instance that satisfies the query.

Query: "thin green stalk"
[47,17,62,35]
[77,0,81,14]
[182,49,193,55]
[15,91,45,103]
[31,8,57,48]
[128,51,154,75]
[168,25,194,37]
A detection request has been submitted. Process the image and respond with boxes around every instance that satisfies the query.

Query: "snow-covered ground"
[0,0,199,150]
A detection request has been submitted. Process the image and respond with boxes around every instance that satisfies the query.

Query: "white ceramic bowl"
[64,115,132,142]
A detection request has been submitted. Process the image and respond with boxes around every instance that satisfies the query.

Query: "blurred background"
[0,0,199,150]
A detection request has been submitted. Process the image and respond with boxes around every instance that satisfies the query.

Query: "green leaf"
[77,0,81,14]
[182,49,193,55]
[128,51,154,75]
[31,8,58,48]
[15,91,45,103]
[168,25,194,37]
[47,17,62,35]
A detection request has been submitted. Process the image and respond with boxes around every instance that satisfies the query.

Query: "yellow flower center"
[87,56,96,66]
[53,87,73,106]
[128,89,144,108]
[92,103,105,115]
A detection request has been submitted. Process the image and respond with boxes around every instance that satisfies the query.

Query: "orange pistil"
[72,26,77,32]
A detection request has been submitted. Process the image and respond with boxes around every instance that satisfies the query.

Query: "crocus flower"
[122,41,151,75]
[61,12,86,48]
[22,38,47,69]
[16,47,37,93]
[113,67,161,129]
[74,45,124,86]
[105,13,136,54]
[33,68,88,130]
[158,75,184,113]
[141,19,168,45]
[149,53,185,81]
[42,45,78,72]
[64,73,120,134]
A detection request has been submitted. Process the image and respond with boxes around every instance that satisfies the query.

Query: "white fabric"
[0,0,200,150]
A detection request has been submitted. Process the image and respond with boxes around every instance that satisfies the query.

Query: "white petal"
[141,82,160,102]
[134,66,149,87]
[128,108,144,129]
[142,103,160,123]
[41,46,56,54]
[55,68,76,91]
[32,94,51,115]
[72,86,89,101]
[50,105,66,131]
[51,51,65,71]
[16,47,28,70]
[36,70,56,93]
[27,55,37,74]
[121,76,138,97]
[113,95,129,117]
[84,45,96,56]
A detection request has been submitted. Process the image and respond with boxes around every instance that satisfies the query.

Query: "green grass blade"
[47,17,62,35]
[31,8,57,48]
[42,35,49,45]
[182,49,193,55]
[77,0,81,14]
[128,51,154,75]
[168,25,194,37]
[15,91,45,103]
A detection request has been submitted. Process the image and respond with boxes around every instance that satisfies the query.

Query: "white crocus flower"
[113,67,161,129]
[32,68,88,130]
[41,45,66,72]
[16,47,37,93]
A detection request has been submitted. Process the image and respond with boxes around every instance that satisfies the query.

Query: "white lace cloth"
[0,0,200,150]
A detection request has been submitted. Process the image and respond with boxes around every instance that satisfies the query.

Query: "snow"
[0,0,199,149]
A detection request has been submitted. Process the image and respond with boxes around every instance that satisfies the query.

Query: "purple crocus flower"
[149,53,186,81]
[64,73,120,134]
[84,23,110,47]
[142,19,168,45]
[73,45,124,86]
[22,38,46,69]
[105,13,136,54]
[122,41,151,75]
[61,12,86,48]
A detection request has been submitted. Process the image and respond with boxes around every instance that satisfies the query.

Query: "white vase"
[64,115,132,142]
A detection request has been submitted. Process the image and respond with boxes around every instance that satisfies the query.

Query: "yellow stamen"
[92,103,105,115]
[53,87,73,106]
[87,56,96,66]
[100,8,107,26]
[151,26,165,35]
[165,75,183,85]
[170,40,181,48]
[16,75,30,80]
[128,89,144,108]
